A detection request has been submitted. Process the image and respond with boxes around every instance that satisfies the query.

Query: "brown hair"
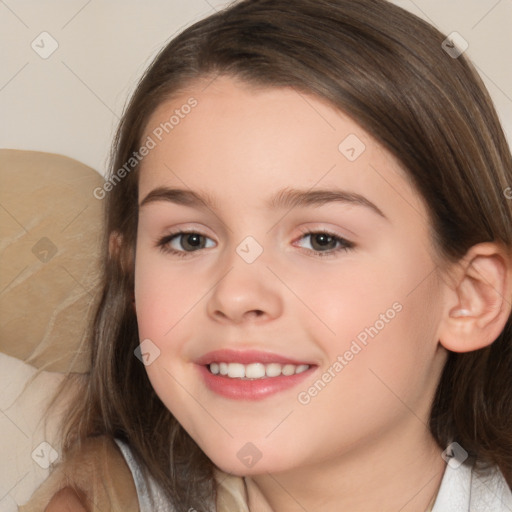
[49,0,512,509]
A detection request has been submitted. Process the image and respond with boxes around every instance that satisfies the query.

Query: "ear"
[108,230,134,276]
[438,242,512,353]
[108,231,123,260]
[109,231,136,309]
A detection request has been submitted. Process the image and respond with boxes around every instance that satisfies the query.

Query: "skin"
[132,76,509,511]
[45,487,88,512]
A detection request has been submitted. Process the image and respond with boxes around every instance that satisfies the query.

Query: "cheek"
[133,251,201,424]
[134,248,203,341]
[298,249,442,387]
[293,277,442,448]
[289,257,411,349]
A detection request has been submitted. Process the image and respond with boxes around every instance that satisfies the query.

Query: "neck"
[244,422,446,512]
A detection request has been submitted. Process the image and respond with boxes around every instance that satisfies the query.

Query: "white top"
[114,438,512,511]
[114,438,176,512]
[432,458,512,511]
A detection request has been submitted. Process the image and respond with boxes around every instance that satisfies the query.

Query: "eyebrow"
[139,186,387,220]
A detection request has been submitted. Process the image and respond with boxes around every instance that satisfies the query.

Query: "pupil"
[184,234,202,249]
[312,234,335,250]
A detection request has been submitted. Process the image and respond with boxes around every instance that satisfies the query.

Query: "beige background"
[1,0,511,176]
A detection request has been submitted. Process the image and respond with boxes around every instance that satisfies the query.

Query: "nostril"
[240,310,266,322]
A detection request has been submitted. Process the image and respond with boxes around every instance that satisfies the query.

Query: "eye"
[155,228,355,258]
[294,229,355,258]
[156,231,215,256]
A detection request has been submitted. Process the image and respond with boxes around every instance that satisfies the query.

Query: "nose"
[206,260,283,325]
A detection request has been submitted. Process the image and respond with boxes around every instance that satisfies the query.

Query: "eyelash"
[156,228,355,259]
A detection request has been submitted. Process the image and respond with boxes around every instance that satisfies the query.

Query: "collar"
[432,459,512,512]
[215,461,512,512]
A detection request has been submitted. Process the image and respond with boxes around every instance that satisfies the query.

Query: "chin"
[203,444,296,477]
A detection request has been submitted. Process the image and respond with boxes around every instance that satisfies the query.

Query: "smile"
[208,362,310,379]
[196,349,316,400]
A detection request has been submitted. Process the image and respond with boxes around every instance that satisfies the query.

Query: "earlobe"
[109,231,136,309]
[450,308,472,318]
[439,243,512,353]
[109,231,123,260]
[108,230,135,276]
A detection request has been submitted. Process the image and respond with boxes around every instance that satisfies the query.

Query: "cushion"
[0,149,104,511]
[0,149,104,373]
[0,353,77,510]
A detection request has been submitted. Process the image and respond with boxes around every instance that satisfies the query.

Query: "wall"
[1,0,511,176]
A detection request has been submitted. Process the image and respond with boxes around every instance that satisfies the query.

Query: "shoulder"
[432,459,512,512]
[19,436,139,512]
[45,487,88,512]
[470,463,512,511]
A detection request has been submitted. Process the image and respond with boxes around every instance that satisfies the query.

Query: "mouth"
[195,349,316,400]
[208,362,310,379]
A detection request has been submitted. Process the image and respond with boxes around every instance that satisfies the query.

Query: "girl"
[22,0,512,511]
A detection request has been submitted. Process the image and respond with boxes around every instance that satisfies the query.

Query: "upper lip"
[195,349,315,366]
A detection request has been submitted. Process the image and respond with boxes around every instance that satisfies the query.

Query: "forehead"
[137,76,426,222]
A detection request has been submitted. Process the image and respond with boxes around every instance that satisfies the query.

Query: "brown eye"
[295,230,355,258]
[157,232,215,255]
[179,233,207,251]
[309,233,338,251]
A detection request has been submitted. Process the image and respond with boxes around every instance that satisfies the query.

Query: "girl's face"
[134,76,449,475]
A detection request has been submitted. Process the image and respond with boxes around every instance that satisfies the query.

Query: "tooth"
[265,363,282,377]
[211,361,310,379]
[246,363,266,379]
[282,364,295,376]
[227,363,245,378]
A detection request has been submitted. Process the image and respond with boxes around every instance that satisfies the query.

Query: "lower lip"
[197,365,315,400]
